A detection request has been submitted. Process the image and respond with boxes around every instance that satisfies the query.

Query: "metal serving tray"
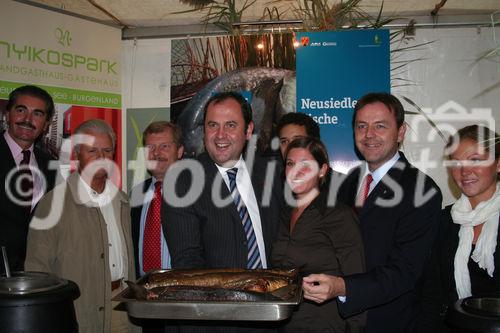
[113,270,302,321]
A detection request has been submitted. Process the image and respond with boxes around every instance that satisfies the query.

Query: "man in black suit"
[130,121,184,278]
[165,91,282,270]
[1,85,56,274]
[164,92,283,332]
[302,92,442,332]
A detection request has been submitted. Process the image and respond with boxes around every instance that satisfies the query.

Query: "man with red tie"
[130,121,184,278]
[302,93,443,332]
[1,85,56,275]
[129,121,184,333]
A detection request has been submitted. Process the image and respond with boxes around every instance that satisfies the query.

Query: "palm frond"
[401,96,447,142]
[178,0,214,9]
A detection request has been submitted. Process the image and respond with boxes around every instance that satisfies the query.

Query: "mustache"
[15,121,36,130]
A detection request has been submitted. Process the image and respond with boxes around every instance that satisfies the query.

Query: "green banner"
[0,80,121,108]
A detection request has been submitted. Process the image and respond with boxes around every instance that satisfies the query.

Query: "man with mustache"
[25,119,136,333]
[301,92,443,332]
[1,85,56,274]
[129,121,184,333]
[131,121,184,278]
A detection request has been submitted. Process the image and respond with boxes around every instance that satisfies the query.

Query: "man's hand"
[302,274,346,303]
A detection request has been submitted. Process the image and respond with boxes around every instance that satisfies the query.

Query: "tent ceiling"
[20,0,500,35]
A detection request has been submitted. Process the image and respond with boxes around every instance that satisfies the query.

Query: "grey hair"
[73,119,116,154]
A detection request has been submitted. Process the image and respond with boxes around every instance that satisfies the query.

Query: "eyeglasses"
[145,142,177,152]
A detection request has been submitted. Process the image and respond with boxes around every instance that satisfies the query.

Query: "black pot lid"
[0,271,68,295]
[462,297,500,317]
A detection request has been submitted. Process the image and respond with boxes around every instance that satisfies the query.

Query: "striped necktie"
[226,168,262,269]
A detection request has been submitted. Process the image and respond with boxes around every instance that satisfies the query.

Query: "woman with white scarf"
[418,125,500,332]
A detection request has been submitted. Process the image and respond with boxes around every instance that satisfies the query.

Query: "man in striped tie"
[164,91,283,331]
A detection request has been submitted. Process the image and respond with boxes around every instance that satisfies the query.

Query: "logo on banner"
[409,101,495,172]
[300,37,337,47]
[55,27,72,47]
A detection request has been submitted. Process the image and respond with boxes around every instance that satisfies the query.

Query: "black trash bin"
[446,296,500,333]
[0,271,80,333]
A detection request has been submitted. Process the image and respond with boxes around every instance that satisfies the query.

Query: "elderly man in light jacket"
[26,119,136,333]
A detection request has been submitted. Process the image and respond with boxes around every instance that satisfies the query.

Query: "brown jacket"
[25,172,135,333]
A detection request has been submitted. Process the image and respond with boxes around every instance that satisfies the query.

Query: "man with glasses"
[130,121,184,278]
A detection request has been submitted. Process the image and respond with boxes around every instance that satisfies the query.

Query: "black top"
[468,245,497,296]
[417,205,500,333]
[272,188,366,333]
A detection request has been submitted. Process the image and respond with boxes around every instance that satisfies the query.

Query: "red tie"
[356,174,373,207]
[143,181,162,273]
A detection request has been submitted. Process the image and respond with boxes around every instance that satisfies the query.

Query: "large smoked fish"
[145,268,296,292]
[127,268,297,301]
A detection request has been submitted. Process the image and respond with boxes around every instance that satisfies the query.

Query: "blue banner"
[296,30,390,173]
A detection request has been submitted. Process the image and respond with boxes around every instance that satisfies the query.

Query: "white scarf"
[452,182,500,299]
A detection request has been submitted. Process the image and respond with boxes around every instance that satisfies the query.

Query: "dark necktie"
[18,150,33,207]
[143,181,162,273]
[227,168,262,269]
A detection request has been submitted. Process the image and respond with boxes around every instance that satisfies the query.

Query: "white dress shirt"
[78,175,124,280]
[215,157,268,268]
[357,151,401,197]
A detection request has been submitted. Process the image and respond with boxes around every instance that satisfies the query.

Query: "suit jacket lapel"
[33,147,48,171]
[248,157,265,215]
[137,178,152,226]
[0,133,17,175]
[343,167,362,207]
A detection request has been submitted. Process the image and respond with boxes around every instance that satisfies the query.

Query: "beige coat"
[25,172,135,333]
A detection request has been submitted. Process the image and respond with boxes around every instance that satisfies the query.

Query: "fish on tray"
[126,268,298,302]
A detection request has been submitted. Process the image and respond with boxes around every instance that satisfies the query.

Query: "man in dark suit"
[130,121,184,278]
[165,91,282,270]
[302,92,442,332]
[1,85,56,274]
[164,92,283,332]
